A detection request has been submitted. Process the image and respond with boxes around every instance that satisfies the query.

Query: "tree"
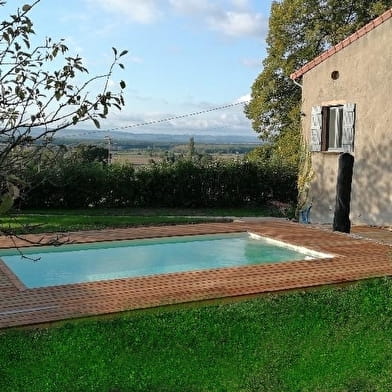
[246,129,300,168]
[71,144,109,164]
[245,0,392,144]
[0,0,128,213]
[188,137,196,157]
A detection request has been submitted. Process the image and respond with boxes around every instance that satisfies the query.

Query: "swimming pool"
[0,232,331,289]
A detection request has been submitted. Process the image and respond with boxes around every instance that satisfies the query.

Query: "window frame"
[321,105,344,152]
[310,103,355,154]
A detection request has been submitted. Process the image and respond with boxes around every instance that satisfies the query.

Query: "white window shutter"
[342,103,356,153]
[310,106,322,151]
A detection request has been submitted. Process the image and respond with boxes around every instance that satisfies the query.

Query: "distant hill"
[52,129,260,145]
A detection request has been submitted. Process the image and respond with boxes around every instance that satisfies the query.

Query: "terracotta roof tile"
[290,8,392,80]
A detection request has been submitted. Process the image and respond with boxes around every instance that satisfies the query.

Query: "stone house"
[290,8,392,226]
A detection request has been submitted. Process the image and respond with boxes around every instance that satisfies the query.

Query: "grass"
[1,278,392,391]
[18,206,285,217]
[0,206,285,234]
[0,214,223,234]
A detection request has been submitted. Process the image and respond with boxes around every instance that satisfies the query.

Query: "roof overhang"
[290,8,392,80]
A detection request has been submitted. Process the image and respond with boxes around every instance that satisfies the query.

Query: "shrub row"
[21,160,297,209]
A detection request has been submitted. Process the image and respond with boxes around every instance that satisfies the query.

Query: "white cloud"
[90,0,267,38]
[235,93,251,103]
[168,0,214,15]
[208,11,266,38]
[169,0,266,39]
[102,101,253,135]
[92,0,161,24]
[231,0,250,10]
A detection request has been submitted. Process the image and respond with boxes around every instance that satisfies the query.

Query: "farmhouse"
[290,8,392,226]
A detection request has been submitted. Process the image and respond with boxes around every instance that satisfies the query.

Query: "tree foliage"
[246,127,301,169]
[70,144,109,164]
[0,0,127,213]
[245,0,392,142]
[21,159,298,209]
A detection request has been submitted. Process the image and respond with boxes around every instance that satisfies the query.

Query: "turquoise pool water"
[0,232,325,288]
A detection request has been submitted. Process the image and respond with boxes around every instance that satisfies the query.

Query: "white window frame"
[326,105,344,152]
[310,103,355,153]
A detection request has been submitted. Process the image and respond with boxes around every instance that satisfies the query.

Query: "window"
[324,105,343,150]
[310,103,355,153]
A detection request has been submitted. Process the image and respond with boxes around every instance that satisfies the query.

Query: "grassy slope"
[1,278,392,391]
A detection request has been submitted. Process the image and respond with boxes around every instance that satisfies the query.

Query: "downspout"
[291,77,303,89]
[291,77,305,116]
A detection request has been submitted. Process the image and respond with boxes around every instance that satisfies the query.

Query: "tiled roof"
[290,8,392,80]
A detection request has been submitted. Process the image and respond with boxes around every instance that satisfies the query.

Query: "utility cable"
[106,100,250,132]
[55,99,250,139]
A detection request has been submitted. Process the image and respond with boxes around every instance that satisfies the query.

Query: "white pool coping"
[248,232,334,260]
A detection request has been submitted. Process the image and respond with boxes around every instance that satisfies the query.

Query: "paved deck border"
[1,221,391,329]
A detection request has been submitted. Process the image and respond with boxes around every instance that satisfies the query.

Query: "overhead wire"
[106,100,250,132]
[54,100,250,140]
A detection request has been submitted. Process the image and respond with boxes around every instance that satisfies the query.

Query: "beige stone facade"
[294,14,392,225]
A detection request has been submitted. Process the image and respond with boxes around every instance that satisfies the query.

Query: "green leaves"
[21,4,31,12]
[112,47,128,58]
[21,159,298,209]
[92,118,100,129]
[0,193,13,215]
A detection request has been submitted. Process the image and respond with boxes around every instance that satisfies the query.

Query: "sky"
[6,0,274,137]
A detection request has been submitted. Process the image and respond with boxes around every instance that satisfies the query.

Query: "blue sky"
[9,0,274,136]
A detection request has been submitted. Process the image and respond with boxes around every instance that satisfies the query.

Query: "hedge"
[21,160,297,209]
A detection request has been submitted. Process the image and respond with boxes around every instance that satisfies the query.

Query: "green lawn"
[0,214,224,234]
[1,278,392,391]
[0,206,284,234]
[19,206,285,217]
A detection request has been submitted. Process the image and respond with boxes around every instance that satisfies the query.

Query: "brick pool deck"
[0,220,391,329]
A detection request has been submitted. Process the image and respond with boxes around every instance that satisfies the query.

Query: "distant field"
[211,153,242,161]
[110,142,257,166]
[112,153,161,166]
[112,152,244,165]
